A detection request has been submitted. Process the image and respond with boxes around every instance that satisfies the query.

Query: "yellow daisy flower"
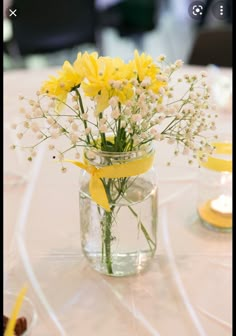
[58,60,83,91]
[81,54,134,113]
[130,50,166,93]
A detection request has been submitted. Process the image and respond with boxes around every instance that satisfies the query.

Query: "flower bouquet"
[12,51,217,276]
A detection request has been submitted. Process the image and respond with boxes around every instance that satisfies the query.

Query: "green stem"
[103,210,113,274]
[99,113,107,149]
[128,205,156,252]
[100,181,114,274]
[161,101,187,134]
[75,89,90,144]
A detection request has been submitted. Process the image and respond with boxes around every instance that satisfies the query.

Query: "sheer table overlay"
[4,66,232,336]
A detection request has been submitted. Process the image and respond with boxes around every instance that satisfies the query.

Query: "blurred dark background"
[3,0,232,70]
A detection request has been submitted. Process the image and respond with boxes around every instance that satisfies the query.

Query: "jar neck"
[84,143,154,167]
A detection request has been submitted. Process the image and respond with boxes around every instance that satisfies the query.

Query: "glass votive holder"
[4,291,38,335]
[197,142,232,232]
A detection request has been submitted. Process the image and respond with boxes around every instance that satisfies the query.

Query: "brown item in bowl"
[3,315,9,332]
[3,315,27,336]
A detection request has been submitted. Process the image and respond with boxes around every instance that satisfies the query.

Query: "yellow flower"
[58,60,83,91]
[75,51,99,82]
[41,60,84,112]
[73,52,83,74]
[40,51,166,115]
[104,57,134,103]
[132,50,157,81]
[81,55,134,114]
[81,55,111,98]
[41,61,82,97]
[94,89,110,113]
[102,56,132,81]
[130,50,166,94]
[40,75,67,101]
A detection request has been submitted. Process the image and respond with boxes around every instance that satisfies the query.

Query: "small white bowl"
[4,291,38,335]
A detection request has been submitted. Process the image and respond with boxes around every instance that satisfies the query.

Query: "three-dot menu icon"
[212,1,227,20]
[220,4,224,15]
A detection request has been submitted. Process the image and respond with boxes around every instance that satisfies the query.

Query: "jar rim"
[84,142,154,158]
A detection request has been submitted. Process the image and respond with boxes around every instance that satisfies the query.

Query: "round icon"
[188,1,206,19]
[212,1,227,20]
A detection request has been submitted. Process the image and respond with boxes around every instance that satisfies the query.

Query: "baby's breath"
[11,51,217,166]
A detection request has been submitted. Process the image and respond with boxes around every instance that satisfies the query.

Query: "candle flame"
[211,195,232,215]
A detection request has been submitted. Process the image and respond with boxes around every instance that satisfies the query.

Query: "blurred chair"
[4,0,98,61]
[188,26,232,67]
[97,0,159,52]
[116,0,158,37]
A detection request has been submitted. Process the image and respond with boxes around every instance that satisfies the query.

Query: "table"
[4,66,232,336]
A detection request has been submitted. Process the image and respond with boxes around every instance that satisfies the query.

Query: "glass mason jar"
[79,144,158,276]
[197,142,232,232]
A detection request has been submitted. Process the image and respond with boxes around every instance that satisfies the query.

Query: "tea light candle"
[197,142,232,231]
[210,195,232,215]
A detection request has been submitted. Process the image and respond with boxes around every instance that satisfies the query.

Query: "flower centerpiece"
[12,51,217,276]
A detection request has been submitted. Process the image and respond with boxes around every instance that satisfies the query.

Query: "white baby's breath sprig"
[10,51,216,165]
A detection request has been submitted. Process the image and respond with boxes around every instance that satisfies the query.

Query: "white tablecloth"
[4,66,232,336]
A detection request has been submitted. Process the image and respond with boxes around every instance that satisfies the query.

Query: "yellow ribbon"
[5,286,27,336]
[198,142,232,172]
[66,153,155,212]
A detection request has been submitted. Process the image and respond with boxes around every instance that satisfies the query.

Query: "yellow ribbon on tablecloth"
[198,142,232,172]
[66,153,155,212]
